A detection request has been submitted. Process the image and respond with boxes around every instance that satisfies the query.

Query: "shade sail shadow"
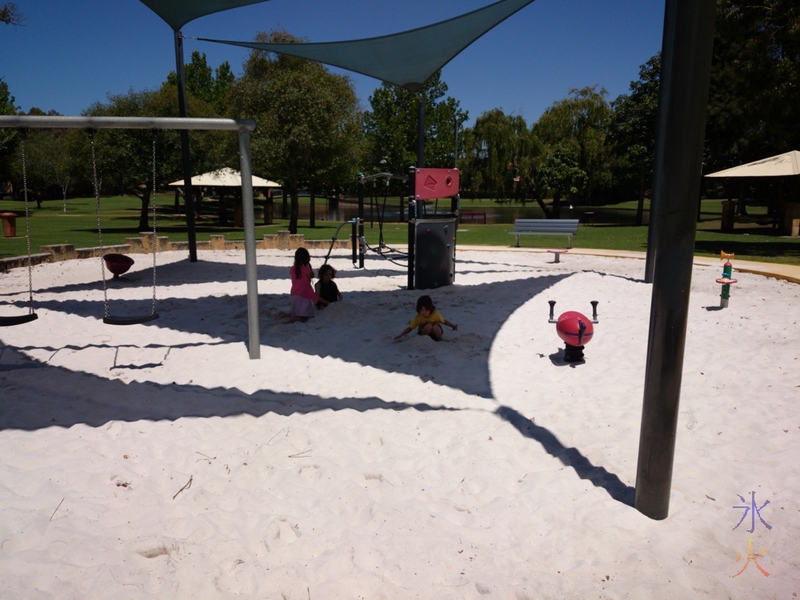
[0,345,461,432]
[495,405,635,506]
[19,259,572,398]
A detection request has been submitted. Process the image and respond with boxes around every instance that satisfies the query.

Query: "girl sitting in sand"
[315,264,343,309]
[394,295,458,342]
[283,247,318,323]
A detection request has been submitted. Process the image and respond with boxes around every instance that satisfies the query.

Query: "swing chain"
[88,129,110,318]
[20,132,35,312]
[150,131,158,315]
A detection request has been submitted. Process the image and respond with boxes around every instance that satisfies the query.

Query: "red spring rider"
[548,300,598,363]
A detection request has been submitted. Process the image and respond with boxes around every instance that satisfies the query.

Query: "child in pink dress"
[287,248,318,322]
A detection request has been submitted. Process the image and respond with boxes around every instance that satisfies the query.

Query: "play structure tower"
[407,167,460,290]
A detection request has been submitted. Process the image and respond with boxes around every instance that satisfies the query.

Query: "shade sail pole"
[417,94,425,168]
[174,30,198,262]
[634,0,716,520]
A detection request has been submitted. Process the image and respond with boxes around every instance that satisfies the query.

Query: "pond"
[265,197,641,226]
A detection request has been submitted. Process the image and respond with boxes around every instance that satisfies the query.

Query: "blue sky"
[3,0,665,126]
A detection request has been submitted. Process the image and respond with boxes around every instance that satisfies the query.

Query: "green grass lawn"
[2,195,799,266]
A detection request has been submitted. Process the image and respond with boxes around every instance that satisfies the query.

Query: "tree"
[706,0,800,169]
[229,30,364,233]
[0,2,22,25]
[609,54,661,224]
[463,109,539,202]
[364,71,469,177]
[15,108,80,210]
[535,142,588,218]
[532,86,612,206]
[167,51,235,114]
[704,0,800,215]
[0,79,19,188]
[84,88,189,231]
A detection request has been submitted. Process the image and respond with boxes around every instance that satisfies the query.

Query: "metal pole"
[238,127,261,360]
[0,115,260,359]
[174,31,198,263]
[417,94,425,168]
[408,166,416,290]
[0,115,254,131]
[634,0,717,520]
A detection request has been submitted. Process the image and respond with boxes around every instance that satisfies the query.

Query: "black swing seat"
[0,312,39,327]
[103,312,159,326]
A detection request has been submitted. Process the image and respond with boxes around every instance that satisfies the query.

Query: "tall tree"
[610,54,661,224]
[0,79,19,187]
[85,88,191,231]
[167,51,235,114]
[364,71,468,177]
[463,109,538,202]
[0,2,22,25]
[532,86,612,205]
[15,108,80,210]
[706,0,800,171]
[229,30,363,233]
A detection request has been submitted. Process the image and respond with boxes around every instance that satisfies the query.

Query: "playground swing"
[0,132,39,327]
[89,129,159,325]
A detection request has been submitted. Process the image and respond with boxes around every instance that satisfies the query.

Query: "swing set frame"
[0,115,262,360]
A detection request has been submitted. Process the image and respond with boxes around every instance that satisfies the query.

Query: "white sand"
[1,247,798,599]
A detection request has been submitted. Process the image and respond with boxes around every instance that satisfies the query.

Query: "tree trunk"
[552,192,562,219]
[535,194,552,218]
[289,172,299,234]
[138,189,151,232]
[309,185,316,228]
[636,169,646,226]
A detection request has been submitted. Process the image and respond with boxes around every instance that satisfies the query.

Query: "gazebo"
[705,151,800,235]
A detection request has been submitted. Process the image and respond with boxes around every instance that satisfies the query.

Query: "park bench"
[508,218,579,248]
[459,211,487,224]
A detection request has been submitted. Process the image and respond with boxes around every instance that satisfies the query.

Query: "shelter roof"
[705,151,800,178]
[168,167,281,187]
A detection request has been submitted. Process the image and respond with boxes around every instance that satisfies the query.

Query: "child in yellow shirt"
[394,295,458,342]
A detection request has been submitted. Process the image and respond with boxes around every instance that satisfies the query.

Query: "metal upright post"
[417,95,425,168]
[238,126,260,360]
[408,166,416,290]
[634,0,717,520]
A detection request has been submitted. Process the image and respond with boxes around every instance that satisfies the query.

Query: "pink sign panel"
[414,168,459,200]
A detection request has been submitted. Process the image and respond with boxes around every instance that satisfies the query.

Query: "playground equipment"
[102,254,135,278]
[407,167,459,290]
[354,167,460,290]
[0,115,261,359]
[548,249,569,263]
[548,300,599,363]
[0,133,38,326]
[322,218,365,268]
[716,251,737,309]
[89,130,159,325]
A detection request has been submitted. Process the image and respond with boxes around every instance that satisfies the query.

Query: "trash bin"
[1,212,17,237]
[721,200,736,232]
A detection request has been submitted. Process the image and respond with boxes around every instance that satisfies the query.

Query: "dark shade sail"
[139,0,272,31]
[197,0,536,90]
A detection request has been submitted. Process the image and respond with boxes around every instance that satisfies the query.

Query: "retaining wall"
[0,231,350,272]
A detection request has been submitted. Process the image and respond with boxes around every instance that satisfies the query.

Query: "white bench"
[508,218,579,248]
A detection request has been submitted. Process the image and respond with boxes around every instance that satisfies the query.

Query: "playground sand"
[1,248,798,599]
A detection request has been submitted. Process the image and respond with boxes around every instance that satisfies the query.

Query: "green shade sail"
[139,0,272,31]
[197,0,536,90]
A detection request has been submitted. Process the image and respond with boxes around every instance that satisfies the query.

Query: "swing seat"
[0,312,39,327]
[103,312,159,326]
[103,253,135,278]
